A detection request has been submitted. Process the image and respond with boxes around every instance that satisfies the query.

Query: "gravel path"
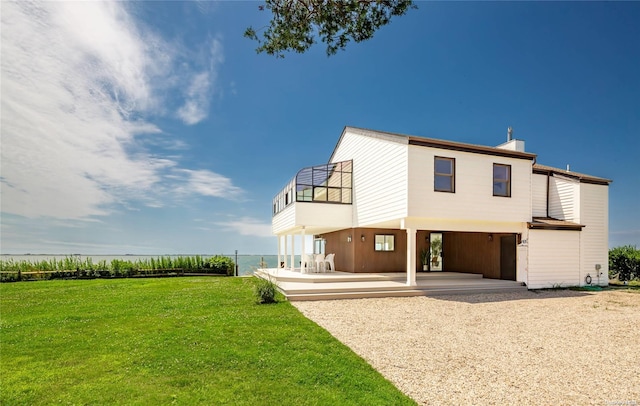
[293,290,640,405]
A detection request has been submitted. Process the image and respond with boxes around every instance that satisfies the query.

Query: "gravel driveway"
[294,289,640,405]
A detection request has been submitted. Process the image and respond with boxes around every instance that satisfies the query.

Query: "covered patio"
[255,268,526,301]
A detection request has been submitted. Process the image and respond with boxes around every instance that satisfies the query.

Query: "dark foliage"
[206,255,236,276]
[245,0,416,57]
[609,245,640,281]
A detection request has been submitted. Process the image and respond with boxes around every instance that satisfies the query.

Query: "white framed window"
[374,235,395,251]
[314,238,326,255]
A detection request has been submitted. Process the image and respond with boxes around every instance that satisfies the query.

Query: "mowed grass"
[0,278,415,405]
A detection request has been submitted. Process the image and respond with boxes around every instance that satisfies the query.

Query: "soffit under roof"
[528,217,585,231]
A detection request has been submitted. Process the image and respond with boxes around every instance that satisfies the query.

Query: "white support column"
[291,234,295,272]
[283,235,288,269]
[406,228,417,286]
[300,227,306,273]
[277,235,281,270]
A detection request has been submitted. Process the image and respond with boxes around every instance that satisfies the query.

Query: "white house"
[272,126,611,289]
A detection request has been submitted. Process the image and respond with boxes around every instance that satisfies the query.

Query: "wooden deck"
[255,268,527,301]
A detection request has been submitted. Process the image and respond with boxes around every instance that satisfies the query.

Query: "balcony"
[272,160,353,235]
[273,160,353,215]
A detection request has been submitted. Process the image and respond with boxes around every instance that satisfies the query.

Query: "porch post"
[300,227,306,273]
[406,228,417,286]
[283,235,288,269]
[277,235,281,270]
[291,234,295,272]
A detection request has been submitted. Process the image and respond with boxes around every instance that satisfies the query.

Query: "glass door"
[430,233,443,271]
[314,237,326,255]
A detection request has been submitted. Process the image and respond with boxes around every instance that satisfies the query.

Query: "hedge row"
[0,255,235,283]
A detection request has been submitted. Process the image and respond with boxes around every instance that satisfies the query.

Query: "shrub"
[609,245,640,281]
[206,256,235,276]
[254,276,278,304]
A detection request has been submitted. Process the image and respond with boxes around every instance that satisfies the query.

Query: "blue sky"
[1,1,638,255]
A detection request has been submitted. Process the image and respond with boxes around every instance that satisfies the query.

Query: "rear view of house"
[272,126,611,289]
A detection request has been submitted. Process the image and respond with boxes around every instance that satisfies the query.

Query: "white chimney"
[496,126,525,152]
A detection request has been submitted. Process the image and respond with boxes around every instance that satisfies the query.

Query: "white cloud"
[176,169,243,199]
[214,217,273,238]
[177,72,212,125]
[0,1,238,221]
[177,39,224,125]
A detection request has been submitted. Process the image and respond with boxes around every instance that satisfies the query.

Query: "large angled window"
[295,160,352,204]
[493,163,511,197]
[273,160,353,216]
[434,157,455,193]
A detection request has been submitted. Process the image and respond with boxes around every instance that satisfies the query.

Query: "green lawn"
[0,277,415,405]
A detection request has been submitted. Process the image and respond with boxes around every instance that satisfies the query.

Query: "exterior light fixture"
[347,235,352,243]
[361,235,365,242]
[488,233,493,242]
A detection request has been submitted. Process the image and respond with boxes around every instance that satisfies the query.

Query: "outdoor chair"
[314,253,325,272]
[324,253,335,272]
[301,254,312,273]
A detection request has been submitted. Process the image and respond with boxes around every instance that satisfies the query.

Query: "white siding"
[272,204,296,234]
[548,175,579,221]
[331,130,408,227]
[578,183,609,286]
[295,202,352,230]
[272,202,352,235]
[531,174,548,217]
[407,145,531,224]
[527,229,581,289]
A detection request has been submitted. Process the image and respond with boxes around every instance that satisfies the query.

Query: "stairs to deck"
[255,269,527,301]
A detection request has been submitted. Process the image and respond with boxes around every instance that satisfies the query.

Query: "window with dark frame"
[374,235,395,251]
[493,163,511,197]
[294,161,352,204]
[434,157,455,192]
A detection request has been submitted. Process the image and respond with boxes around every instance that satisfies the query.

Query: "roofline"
[408,137,536,160]
[329,126,536,163]
[528,217,585,231]
[533,164,612,185]
[328,126,408,163]
[527,223,585,231]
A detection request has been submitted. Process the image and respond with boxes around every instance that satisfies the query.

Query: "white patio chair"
[301,254,312,274]
[324,253,335,273]
[314,253,325,273]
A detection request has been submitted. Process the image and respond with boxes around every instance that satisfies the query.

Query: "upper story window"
[493,163,511,197]
[434,157,455,193]
[374,235,395,251]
